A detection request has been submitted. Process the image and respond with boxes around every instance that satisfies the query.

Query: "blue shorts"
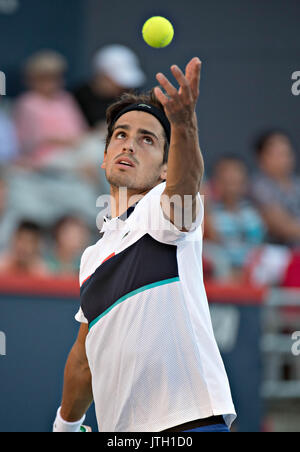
[182,424,230,432]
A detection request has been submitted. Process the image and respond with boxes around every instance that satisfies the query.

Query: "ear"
[160,163,167,181]
[101,151,107,169]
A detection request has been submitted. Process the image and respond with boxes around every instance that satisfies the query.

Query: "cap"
[93,45,146,89]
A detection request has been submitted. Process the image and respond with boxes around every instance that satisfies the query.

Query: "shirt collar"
[100,202,139,233]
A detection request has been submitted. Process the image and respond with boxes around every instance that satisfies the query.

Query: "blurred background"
[0,0,300,432]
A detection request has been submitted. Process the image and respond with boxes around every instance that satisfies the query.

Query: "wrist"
[171,115,198,133]
[53,406,86,433]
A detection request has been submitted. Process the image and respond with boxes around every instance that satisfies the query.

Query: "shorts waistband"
[161,416,225,432]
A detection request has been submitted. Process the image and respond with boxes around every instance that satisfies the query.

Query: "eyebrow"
[113,124,159,142]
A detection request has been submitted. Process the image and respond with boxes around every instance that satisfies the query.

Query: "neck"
[55,246,74,263]
[109,186,152,218]
[222,197,240,211]
[261,168,291,185]
[274,175,291,186]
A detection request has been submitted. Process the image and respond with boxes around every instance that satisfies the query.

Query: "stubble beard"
[106,167,163,193]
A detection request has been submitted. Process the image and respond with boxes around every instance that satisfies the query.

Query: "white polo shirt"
[75,182,236,432]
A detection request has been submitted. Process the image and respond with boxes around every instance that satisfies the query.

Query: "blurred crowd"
[0,45,300,286]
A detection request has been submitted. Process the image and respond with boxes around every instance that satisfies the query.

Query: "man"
[53,58,236,432]
[73,45,146,129]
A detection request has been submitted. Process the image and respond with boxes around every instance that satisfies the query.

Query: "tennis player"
[53,57,236,433]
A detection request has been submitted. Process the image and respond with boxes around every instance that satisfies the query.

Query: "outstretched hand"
[154,57,202,125]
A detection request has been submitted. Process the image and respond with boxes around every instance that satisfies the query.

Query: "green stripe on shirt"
[89,276,180,330]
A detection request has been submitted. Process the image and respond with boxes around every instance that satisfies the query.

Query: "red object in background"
[202,256,214,280]
[0,272,267,305]
[0,273,80,298]
[281,250,300,288]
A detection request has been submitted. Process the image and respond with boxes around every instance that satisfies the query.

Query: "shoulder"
[250,172,277,201]
[251,171,268,185]
[79,243,98,286]
[80,242,98,265]
[149,181,167,196]
[14,92,37,110]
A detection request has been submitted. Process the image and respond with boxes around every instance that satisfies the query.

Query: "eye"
[115,131,126,139]
[143,136,154,145]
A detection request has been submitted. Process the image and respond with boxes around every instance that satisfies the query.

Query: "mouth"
[115,158,136,168]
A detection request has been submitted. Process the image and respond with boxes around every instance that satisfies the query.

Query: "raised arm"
[155,57,204,231]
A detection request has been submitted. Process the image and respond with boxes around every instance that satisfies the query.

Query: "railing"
[262,288,300,400]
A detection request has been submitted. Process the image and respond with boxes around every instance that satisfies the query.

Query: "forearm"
[60,343,93,422]
[262,207,300,243]
[165,114,204,197]
[270,219,300,242]
[155,58,204,229]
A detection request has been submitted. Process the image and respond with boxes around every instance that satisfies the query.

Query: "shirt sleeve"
[139,183,204,245]
[75,307,88,324]
[74,247,91,324]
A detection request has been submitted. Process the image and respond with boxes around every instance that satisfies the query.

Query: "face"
[14,230,41,261]
[214,161,248,202]
[102,110,167,193]
[259,134,295,178]
[94,73,126,97]
[56,221,89,255]
[28,72,64,97]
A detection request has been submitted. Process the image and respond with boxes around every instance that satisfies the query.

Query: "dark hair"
[105,89,169,164]
[16,220,43,235]
[254,129,290,157]
[213,153,247,172]
[52,215,85,240]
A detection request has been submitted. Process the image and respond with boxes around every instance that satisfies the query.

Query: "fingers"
[154,86,169,106]
[170,65,192,101]
[156,72,178,98]
[156,58,201,104]
[185,57,202,99]
[156,67,192,106]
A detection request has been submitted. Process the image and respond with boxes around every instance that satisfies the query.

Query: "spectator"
[251,130,300,246]
[45,215,90,277]
[73,45,146,129]
[0,100,19,164]
[0,220,49,276]
[0,167,18,253]
[203,155,266,283]
[14,50,87,169]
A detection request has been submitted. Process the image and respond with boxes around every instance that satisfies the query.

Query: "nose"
[122,141,136,154]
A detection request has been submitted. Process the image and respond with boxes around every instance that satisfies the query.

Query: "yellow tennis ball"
[142,16,174,48]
